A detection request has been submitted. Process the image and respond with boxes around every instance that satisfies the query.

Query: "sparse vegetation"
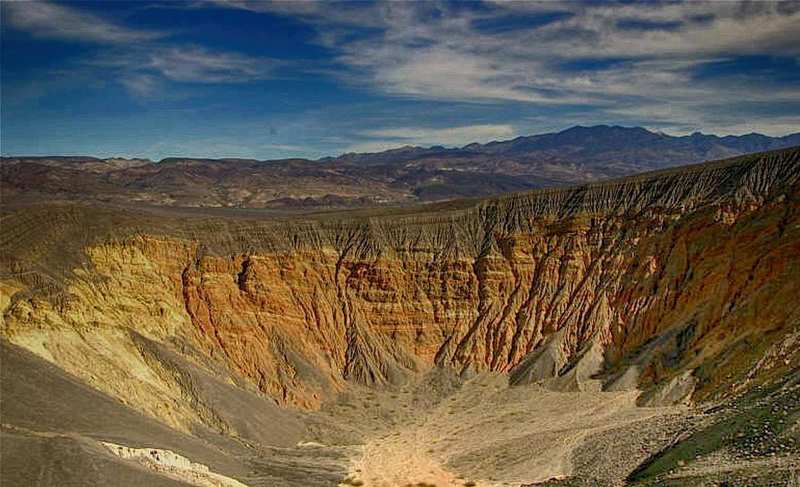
[628,370,800,484]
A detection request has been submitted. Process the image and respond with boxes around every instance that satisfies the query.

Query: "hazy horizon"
[3,124,800,162]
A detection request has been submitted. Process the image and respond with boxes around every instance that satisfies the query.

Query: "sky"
[1,0,799,160]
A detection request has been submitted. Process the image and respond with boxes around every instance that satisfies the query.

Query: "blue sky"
[2,0,799,160]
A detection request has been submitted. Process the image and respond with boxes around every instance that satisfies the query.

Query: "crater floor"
[328,373,682,487]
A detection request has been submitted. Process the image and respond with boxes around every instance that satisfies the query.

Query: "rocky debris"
[638,370,697,407]
[510,332,606,392]
[530,412,693,486]
[624,368,800,486]
[508,329,571,386]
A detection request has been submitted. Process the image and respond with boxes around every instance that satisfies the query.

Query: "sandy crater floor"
[321,374,684,487]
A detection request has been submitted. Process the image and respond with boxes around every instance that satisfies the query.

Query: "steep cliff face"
[1,148,799,433]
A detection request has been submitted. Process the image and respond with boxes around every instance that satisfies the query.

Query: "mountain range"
[3,125,799,209]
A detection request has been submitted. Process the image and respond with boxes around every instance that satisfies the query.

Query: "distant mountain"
[326,125,800,176]
[2,126,798,209]
[470,125,800,166]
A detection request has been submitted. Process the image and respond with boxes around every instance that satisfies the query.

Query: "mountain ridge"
[326,124,800,162]
[2,125,799,210]
[5,125,799,166]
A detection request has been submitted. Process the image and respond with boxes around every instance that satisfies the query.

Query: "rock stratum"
[1,146,799,486]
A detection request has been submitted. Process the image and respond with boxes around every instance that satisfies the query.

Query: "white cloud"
[205,0,388,27]
[345,124,516,153]
[355,47,573,104]
[120,74,161,98]
[88,45,277,96]
[520,2,800,60]
[340,140,407,154]
[146,47,275,83]
[365,124,515,144]
[243,0,800,110]
[3,0,160,43]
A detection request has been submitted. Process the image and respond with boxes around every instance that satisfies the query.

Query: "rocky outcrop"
[1,147,799,432]
[101,442,250,487]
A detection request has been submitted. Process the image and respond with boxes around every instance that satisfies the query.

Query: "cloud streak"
[3,1,281,98]
[3,0,160,43]
[92,45,278,98]
[97,46,277,86]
